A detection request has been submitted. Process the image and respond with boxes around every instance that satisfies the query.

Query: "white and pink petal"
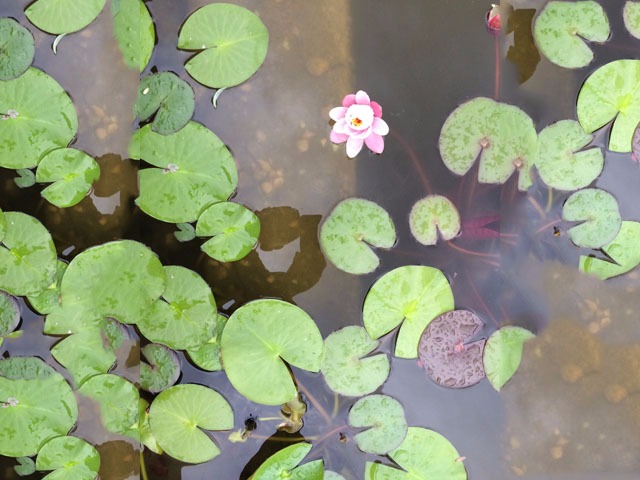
[346,136,365,158]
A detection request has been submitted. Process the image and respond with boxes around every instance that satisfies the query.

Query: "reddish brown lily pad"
[633,122,640,164]
[418,310,486,388]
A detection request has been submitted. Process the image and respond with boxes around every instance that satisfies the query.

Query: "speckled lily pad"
[409,195,460,245]
[562,188,621,249]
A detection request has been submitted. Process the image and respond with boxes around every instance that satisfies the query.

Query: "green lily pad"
[111,0,155,72]
[580,221,640,279]
[0,212,57,296]
[178,3,269,88]
[321,326,390,397]
[0,67,77,169]
[35,148,100,208]
[220,299,323,405]
[0,208,5,241]
[625,1,640,39]
[250,443,319,480]
[320,198,396,275]
[14,168,35,188]
[536,120,604,191]
[409,195,460,245]
[483,326,535,391]
[136,265,216,350]
[149,384,233,464]
[129,122,238,223]
[363,265,455,359]
[26,260,67,315]
[0,18,35,81]
[25,0,106,35]
[196,202,260,262]
[14,456,36,476]
[562,188,621,249]
[134,72,195,135]
[533,1,609,69]
[185,314,227,372]
[140,343,180,393]
[0,357,78,457]
[36,436,100,480]
[289,460,324,480]
[577,59,640,152]
[138,398,162,455]
[439,97,538,191]
[349,395,408,455]
[0,291,20,337]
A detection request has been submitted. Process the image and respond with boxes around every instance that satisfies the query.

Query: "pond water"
[1,0,640,479]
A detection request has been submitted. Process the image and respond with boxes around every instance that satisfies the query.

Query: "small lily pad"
[562,188,621,249]
[533,1,609,69]
[321,326,389,397]
[25,0,106,35]
[174,222,196,242]
[134,72,195,135]
[111,0,155,72]
[178,3,269,88]
[35,436,100,480]
[149,384,233,464]
[348,395,408,455]
[580,221,640,279]
[0,18,35,81]
[14,169,35,189]
[35,148,100,207]
[250,443,319,480]
[140,343,180,393]
[196,202,260,262]
[320,198,396,275]
[624,2,640,39]
[363,265,454,359]
[418,310,486,389]
[185,314,227,372]
[409,195,460,245]
[220,299,323,405]
[14,456,36,476]
[483,326,535,391]
[0,291,20,337]
[26,260,67,315]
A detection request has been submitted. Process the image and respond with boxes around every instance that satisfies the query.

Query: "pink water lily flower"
[329,90,389,158]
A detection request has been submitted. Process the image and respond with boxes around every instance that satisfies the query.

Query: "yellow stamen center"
[351,117,363,127]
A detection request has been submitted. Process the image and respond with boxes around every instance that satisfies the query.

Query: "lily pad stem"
[140,451,148,480]
[297,380,332,425]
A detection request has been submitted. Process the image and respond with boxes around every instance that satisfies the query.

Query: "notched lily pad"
[25,0,106,35]
[26,260,67,315]
[320,198,396,275]
[562,188,621,249]
[111,0,155,72]
[0,291,20,339]
[348,394,408,455]
[140,343,180,393]
[483,326,535,391]
[625,1,640,39]
[580,221,640,279]
[185,313,227,372]
[14,456,36,476]
[250,443,320,480]
[418,310,486,389]
[36,436,100,480]
[409,195,461,245]
[0,18,35,81]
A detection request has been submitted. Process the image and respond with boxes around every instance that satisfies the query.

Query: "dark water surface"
[1,0,640,479]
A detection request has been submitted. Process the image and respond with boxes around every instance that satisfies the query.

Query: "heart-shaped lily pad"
[562,188,621,249]
[320,198,396,275]
[0,18,35,81]
[577,59,640,152]
[185,313,227,372]
[36,436,100,480]
[418,310,486,389]
[580,221,640,279]
[363,265,454,359]
[138,398,162,454]
[321,326,389,397]
[129,122,238,223]
[533,1,609,69]
[134,72,195,135]
[111,0,155,72]
[409,195,461,245]
[196,202,260,262]
[0,357,78,457]
[0,67,77,169]
[14,456,35,476]
[0,291,20,338]
[149,384,233,464]
[348,394,408,455]
[25,0,106,35]
[178,3,269,88]
[625,1,640,39]
[35,148,100,208]
[0,212,57,296]
[483,326,535,391]
[250,443,321,480]
[140,343,180,393]
[220,299,323,405]
[136,265,216,350]
[536,120,604,191]
[439,97,538,191]
[26,260,67,315]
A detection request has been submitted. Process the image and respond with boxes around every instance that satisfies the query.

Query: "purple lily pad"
[633,122,640,164]
[418,310,486,388]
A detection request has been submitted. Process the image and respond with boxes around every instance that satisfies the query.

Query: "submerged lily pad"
[577,59,640,152]
[26,260,67,315]
[321,326,389,397]
[185,314,227,371]
[625,1,640,39]
[536,120,604,190]
[220,299,323,405]
[533,1,609,69]
[320,198,396,275]
[36,436,100,480]
[178,3,269,88]
[580,221,640,279]
[149,384,233,464]
[0,67,77,169]
[418,310,486,389]
[111,0,155,72]
[363,265,454,359]
[129,122,238,223]
[140,343,180,393]
[349,395,408,455]
[25,0,106,35]
[250,443,319,480]
[0,291,20,338]
[562,188,621,249]
[483,326,535,391]
[0,18,35,81]
[134,72,195,135]
[439,97,538,191]
[409,195,460,245]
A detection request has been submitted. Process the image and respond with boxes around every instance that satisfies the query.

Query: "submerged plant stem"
[390,129,432,194]
[528,196,546,220]
[297,380,332,425]
[140,451,148,480]
[494,35,500,100]
[467,276,499,327]
[446,241,500,259]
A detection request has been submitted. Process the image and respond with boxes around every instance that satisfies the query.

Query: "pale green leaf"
[562,188,621,249]
[483,326,535,391]
[409,195,460,245]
